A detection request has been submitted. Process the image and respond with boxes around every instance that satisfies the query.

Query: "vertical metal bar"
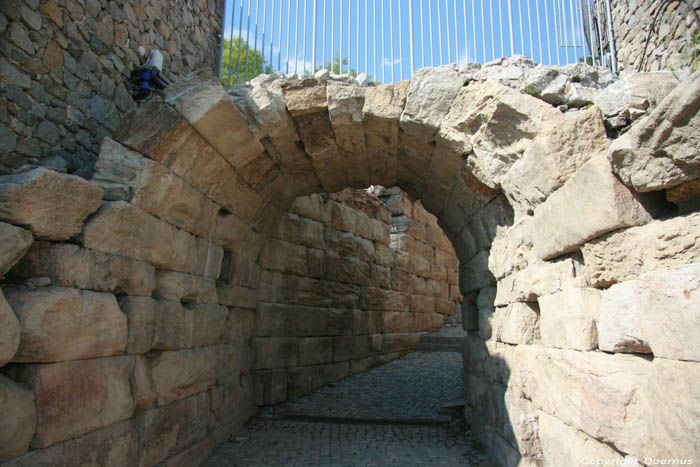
[245,0,252,81]
[420,0,425,67]
[536,0,543,62]
[587,0,596,64]
[381,0,385,81]
[561,0,569,64]
[285,0,291,72]
[489,0,495,60]
[482,0,487,62]
[399,0,404,78]
[596,0,605,66]
[340,0,344,72]
[261,0,268,74]
[409,0,415,75]
[604,0,616,72]
[576,0,587,63]
[356,0,359,74]
[348,0,351,74]
[472,0,477,63]
[543,0,551,64]
[294,0,299,74]
[332,0,335,71]
[237,0,244,82]
[445,0,451,63]
[527,0,534,59]
[373,0,377,78]
[312,0,318,72]
[302,0,307,74]
[498,0,504,58]
[437,0,443,63]
[322,0,326,69]
[507,0,514,56]
[519,0,525,55]
[569,0,577,63]
[253,0,260,77]
[390,0,394,80]
[428,0,434,66]
[270,0,276,71]
[552,0,560,65]
[365,0,368,74]
[225,0,235,88]
[454,0,458,63]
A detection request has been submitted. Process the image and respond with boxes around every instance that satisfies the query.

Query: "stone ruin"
[0,56,698,465]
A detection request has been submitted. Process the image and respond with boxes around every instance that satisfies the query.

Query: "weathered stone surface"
[13,357,134,448]
[361,287,409,312]
[258,271,361,309]
[149,347,217,406]
[120,296,155,355]
[581,213,700,287]
[282,80,328,116]
[459,250,495,293]
[494,259,577,306]
[152,300,193,351]
[15,242,156,296]
[327,83,369,188]
[594,71,678,118]
[82,201,198,273]
[288,361,349,397]
[7,287,127,362]
[609,70,700,192]
[154,270,217,304]
[0,374,35,462]
[401,65,464,141]
[0,288,20,367]
[217,284,258,309]
[533,156,652,260]
[131,356,156,412]
[253,337,298,369]
[498,302,539,345]
[165,72,265,176]
[363,82,408,186]
[539,288,602,351]
[93,137,219,238]
[259,238,308,275]
[214,211,263,262]
[0,168,103,240]
[538,411,629,466]
[0,221,32,277]
[501,106,609,218]
[186,304,229,347]
[599,264,700,361]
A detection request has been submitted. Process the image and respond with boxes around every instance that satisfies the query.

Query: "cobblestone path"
[205,352,494,466]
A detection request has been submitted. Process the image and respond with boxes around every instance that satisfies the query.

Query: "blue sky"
[221,0,592,82]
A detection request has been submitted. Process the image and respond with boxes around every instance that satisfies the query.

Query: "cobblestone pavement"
[205,352,494,466]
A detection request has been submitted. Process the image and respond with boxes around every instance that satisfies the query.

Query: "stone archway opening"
[1,61,699,466]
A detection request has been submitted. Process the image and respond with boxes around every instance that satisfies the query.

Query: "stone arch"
[2,63,699,465]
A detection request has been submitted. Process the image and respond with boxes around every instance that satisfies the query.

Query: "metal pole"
[428,0,434,66]
[576,0,587,63]
[245,0,252,81]
[445,0,451,63]
[586,0,596,64]
[561,0,569,64]
[472,0,477,63]
[409,0,415,75]
[302,0,307,74]
[277,0,282,70]
[381,0,385,81]
[374,0,377,78]
[437,0,443,63]
[420,0,425,67]
[285,0,291,73]
[348,0,351,74]
[399,0,404,78]
[226,0,235,88]
[270,0,276,71]
[331,0,335,71]
[527,0,534,59]
[498,0,504,58]
[237,0,244,82]
[507,0,514,57]
[294,0,299,74]
[604,0,616,72]
[365,0,368,74]
[536,0,543,62]
[454,0,458,63]
[261,0,268,73]
[463,0,468,63]
[356,0,360,74]
[569,0,577,63]
[253,0,260,77]
[313,0,318,72]
[390,0,394,80]
[518,0,525,56]
[552,0,560,65]
[543,0,551,64]
[482,0,487,62]
[489,0,495,60]
[340,0,343,72]
[596,0,605,66]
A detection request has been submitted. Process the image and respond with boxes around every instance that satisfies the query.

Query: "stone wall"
[0,0,223,177]
[251,188,461,405]
[611,0,700,74]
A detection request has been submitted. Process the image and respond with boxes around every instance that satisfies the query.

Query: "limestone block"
[81,201,198,273]
[120,296,155,355]
[217,284,258,309]
[131,356,156,412]
[219,253,262,289]
[498,302,539,345]
[213,211,263,262]
[252,337,298,369]
[410,294,436,314]
[0,168,103,240]
[581,213,700,287]
[488,216,536,280]
[149,347,217,406]
[5,420,138,467]
[0,374,35,462]
[361,287,409,312]
[13,356,134,448]
[92,137,219,238]
[501,106,609,219]
[193,238,224,279]
[327,83,369,187]
[440,81,562,188]
[15,242,156,296]
[530,348,650,449]
[253,369,288,405]
[0,289,20,367]
[539,288,602,351]
[152,300,193,350]
[7,287,127,362]
[593,71,678,118]
[258,271,361,309]
[282,79,328,116]
[164,72,265,176]
[533,156,652,260]
[459,250,495,293]
[288,361,349,397]
[609,70,700,192]
[255,303,343,337]
[154,270,217,304]
[503,391,541,459]
[0,221,32,277]
[363,82,408,186]
[435,298,457,316]
[400,65,464,141]
[134,393,209,467]
[298,337,333,366]
[259,238,308,275]
[186,303,229,347]
[295,111,345,193]
[597,280,650,354]
[538,411,630,467]
[382,333,421,353]
[439,168,498,242]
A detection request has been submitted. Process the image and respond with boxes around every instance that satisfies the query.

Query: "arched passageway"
[1,62,699,466]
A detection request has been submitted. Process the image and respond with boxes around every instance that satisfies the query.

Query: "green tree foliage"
[317,54,357,77]
[220,37,270,88]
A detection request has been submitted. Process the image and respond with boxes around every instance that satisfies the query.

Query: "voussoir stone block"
[12,356,134,448]
[327,82,369,188]
[0,221,32,277]
[533,156,652,260]
[0,288,20,367]
[81,201,198,273]
[0,374,36,462]
[7,286,127,362]
[14,242,156,296]
[0,168,103,240]
[539,288,602,351]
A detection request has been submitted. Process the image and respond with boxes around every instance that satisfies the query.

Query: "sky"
[220,0,594,83]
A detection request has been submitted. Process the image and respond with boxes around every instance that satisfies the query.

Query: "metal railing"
[219,0,618,88]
